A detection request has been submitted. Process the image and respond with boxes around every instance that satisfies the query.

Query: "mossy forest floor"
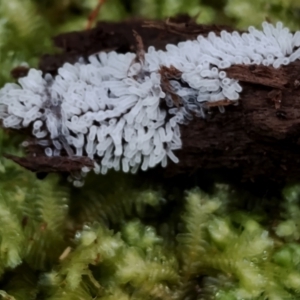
[2,1,300,299]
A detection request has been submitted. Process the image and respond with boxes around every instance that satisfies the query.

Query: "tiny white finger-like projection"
[1,22,299,184]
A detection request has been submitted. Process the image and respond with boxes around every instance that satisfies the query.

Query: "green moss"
[224,0,300,30]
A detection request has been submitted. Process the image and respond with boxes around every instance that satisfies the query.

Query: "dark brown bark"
[10,16,300,183]
[39,16,233,74]
[4,153,94,174]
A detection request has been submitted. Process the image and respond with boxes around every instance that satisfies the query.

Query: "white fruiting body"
[0,21,300,182]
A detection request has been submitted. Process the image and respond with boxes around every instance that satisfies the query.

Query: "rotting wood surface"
[8,16,300,183]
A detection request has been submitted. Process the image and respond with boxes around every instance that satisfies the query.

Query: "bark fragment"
[4,154,93,173]
[226,65,288,89]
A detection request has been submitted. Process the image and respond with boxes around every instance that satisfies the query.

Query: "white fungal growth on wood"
[0,21,300,180]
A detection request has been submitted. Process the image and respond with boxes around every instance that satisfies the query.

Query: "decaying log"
[9,17,300,182]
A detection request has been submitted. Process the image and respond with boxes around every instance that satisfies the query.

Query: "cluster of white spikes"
[0,21,300,184]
